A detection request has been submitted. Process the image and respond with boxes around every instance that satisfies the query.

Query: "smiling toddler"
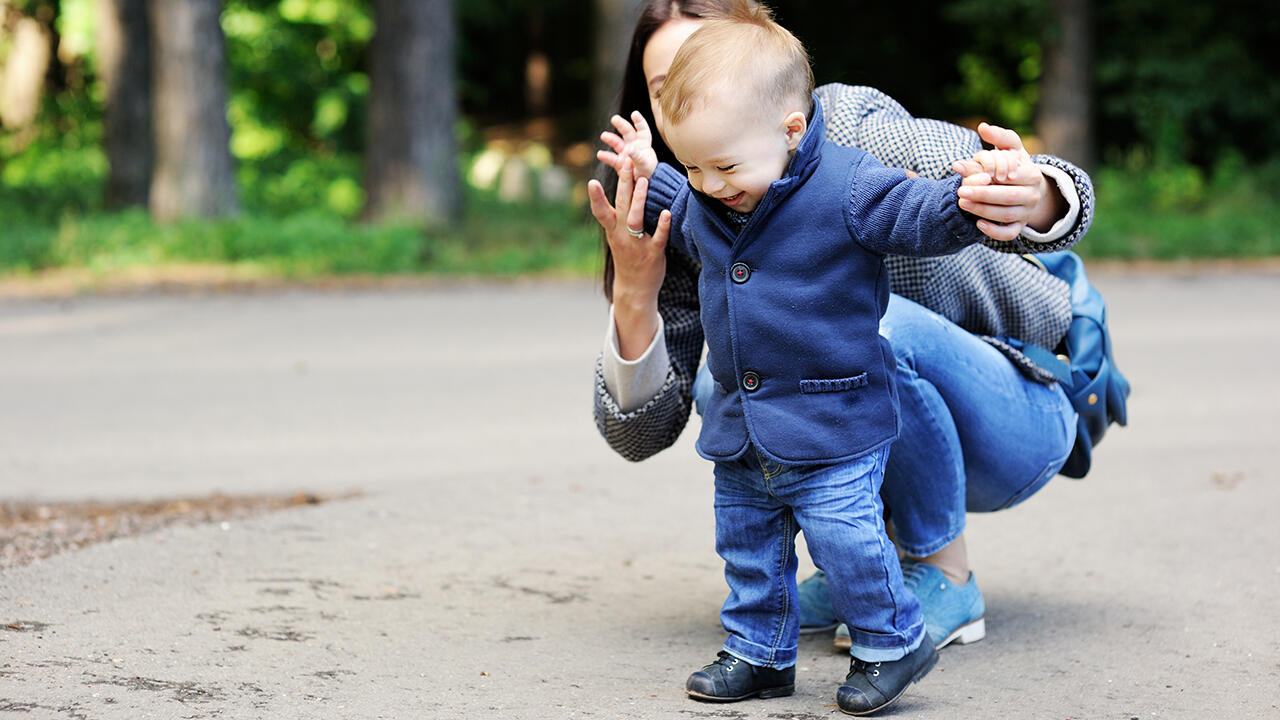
[605,1,1021,715]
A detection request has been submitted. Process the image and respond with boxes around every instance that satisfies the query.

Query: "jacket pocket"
[799,373,868,394]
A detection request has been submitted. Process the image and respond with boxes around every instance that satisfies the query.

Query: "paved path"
[1,270,1278,719]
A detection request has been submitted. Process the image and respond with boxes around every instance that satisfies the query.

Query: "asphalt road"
[1,269,1278,719]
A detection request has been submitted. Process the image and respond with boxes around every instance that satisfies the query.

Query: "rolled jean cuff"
[847,624,925,663]
[722,636,797,670]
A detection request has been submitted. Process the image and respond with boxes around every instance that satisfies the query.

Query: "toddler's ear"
[783,111,807,150]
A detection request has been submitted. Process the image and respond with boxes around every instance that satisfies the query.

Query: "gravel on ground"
[0,491,359,570]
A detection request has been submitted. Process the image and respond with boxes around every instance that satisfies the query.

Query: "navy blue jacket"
[644,100,987,465]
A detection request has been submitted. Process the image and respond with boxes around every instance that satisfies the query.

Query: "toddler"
[603,2,1021,714]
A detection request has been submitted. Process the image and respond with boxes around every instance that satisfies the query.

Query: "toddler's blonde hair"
[657,0,813,127]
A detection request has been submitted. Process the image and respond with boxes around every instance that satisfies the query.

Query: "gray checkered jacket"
[594,83,1094,462]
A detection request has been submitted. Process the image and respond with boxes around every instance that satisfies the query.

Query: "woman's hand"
[597,111,659,180]
[950,122,1067,242]
[587,157,672,360]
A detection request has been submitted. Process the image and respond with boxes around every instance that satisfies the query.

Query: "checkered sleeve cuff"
[593,355,692,462]
[1020,153,1095,253]
[1019,164,1081,245]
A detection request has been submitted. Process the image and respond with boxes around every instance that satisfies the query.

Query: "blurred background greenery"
[1,0,1277,284]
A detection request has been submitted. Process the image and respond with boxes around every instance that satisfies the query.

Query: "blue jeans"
[712,447,925,668]
[877,295,1078,556]
[692,295,1078,559]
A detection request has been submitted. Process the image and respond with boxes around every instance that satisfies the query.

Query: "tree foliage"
[222,0,372,160]
[1,0,1276,224]
[1093,0,1280,167]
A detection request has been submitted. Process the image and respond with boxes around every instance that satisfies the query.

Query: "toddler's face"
[665,97,802,214]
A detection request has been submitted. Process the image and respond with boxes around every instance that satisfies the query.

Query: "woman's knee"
[965,389,1078,512]
[966,454,1061,512]
[881,295,960,372]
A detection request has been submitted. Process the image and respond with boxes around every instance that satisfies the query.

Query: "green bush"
[6,117,1278,282]
[0,142,107,224]
[237,154,367,219]
[1082,155,1280,259]
[1,127,600,279]
[0,192,601,279]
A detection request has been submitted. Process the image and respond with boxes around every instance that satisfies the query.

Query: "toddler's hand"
[952,148,1026,185]
[949,123,1048,243]
[597,111,659,180]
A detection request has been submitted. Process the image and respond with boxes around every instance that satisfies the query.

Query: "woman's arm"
[814,83,1093,252]
[588,157,702,462]
[594,247,705,462]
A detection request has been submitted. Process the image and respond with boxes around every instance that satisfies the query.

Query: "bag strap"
[1017,341,1072,385]
[1015,252,1075,386]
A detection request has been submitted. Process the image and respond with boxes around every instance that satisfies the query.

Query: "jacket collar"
[690,93,826,240]
[771,93,825,200]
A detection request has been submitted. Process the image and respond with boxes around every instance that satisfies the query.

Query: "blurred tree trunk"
[590,0,640,127]
[97,0,152,209]
[0,11,52,132]
[1037,0,1093,169]
[525,3,548,116]
[40,0,67,95]
[147,0,236,220]
[364,0,461,226]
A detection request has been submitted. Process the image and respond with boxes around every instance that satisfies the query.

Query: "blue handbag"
[1019,251,1131,479]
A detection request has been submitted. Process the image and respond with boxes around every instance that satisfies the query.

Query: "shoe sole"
[935,617,985,650]
[834,618,987,653]
[833,632,851,651]
[838,647,939,716]
[687,684,796,702]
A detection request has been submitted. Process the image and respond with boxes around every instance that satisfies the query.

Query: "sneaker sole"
[833,632,851,651]
[935,617,985,650]
[833,618,985,654]
[838,648,939,717]
[687,684,796,702]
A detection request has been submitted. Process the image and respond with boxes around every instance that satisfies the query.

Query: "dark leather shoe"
[836,637,938,715]
[686,651,795,702]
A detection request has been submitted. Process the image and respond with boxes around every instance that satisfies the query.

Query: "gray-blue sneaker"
[900,559,986,649]
[797,570,840,633]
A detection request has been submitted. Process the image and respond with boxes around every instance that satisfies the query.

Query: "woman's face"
[642,17,703,139]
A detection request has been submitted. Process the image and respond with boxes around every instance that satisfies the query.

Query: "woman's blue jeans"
[692,294,1078,560]
[877,295,1077,556]
[713,447,925,668]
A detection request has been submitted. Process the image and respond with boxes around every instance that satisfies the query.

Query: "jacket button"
[741,371,761,392]
[730,262,751,284]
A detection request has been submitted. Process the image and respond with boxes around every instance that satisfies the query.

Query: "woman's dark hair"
[598,0,754,299]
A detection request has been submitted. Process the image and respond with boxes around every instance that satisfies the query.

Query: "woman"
[589,0,1090,653]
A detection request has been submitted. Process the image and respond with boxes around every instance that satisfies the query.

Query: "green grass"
[0,200,602,280]
[1,137,603,282]
[3,143,1278,285]
[0,143,603,280]
[1081,154,1280,259]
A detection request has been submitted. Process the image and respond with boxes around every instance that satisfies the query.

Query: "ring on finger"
[626,226,644,238]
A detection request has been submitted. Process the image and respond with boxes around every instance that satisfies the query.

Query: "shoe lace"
[900,560,930,591]
[847,658,882,680]
[709,651,741,673]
